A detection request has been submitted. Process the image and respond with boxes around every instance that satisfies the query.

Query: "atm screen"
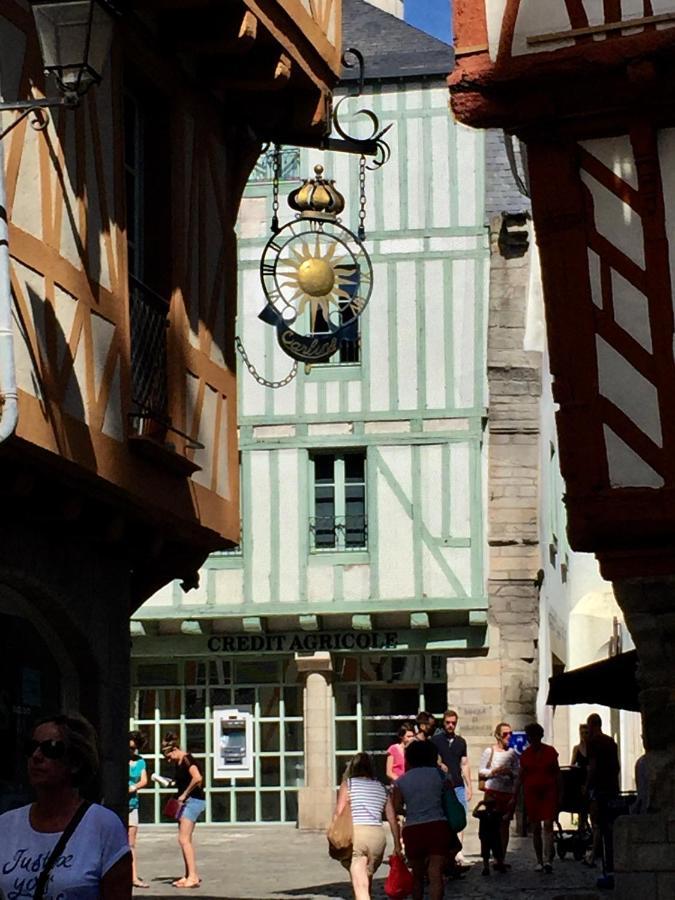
[220,719,246,764]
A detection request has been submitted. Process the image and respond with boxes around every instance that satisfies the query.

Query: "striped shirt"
[348,777,388,825]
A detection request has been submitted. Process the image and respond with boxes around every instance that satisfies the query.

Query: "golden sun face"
[278,234,356,330]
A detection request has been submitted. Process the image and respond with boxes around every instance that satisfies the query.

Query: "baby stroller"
[554,767,593,861]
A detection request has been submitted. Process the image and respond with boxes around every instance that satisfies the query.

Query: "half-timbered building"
[130,0,492,829]
[0,0,342,814]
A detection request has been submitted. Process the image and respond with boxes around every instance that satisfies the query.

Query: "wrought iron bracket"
[0,96,74,141]
[261,47,392,169]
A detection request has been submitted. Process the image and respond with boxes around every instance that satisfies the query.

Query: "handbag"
[34,801,91,900]
[384,854,414,899]
[163,797,184,820]
[442,784,467,833]
[326,784,353,858]
[478,748,494,792]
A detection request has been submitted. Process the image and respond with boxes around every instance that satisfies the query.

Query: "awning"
[546,650,640,712]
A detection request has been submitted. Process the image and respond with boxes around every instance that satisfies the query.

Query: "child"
[473,797,507,875]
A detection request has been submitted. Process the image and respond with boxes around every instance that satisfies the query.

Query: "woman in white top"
[478,721,520,864]
[332,752,401,900]
[0,713,131,900]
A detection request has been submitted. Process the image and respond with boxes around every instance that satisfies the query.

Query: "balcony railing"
[129,275,169,428]
[310,515,367,551]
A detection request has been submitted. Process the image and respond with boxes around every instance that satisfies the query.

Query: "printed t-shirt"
[386,744,405,779]
[0,803,129,900]
[396,766,445,825]
[129,757,146,811]
[431,732,468,787]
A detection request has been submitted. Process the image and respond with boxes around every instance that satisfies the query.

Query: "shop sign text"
[207,631,399,654]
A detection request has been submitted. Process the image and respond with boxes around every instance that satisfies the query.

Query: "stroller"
[554,766,593,861]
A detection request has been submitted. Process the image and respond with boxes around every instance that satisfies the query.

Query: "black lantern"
[32,0,116,101]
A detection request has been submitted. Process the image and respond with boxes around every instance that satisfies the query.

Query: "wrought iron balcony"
[309,515,367,551]
[129,274,169,430]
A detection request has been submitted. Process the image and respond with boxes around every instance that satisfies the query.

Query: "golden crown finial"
[288,164,345,219]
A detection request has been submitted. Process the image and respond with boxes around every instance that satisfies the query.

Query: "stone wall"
[446,214,542,783]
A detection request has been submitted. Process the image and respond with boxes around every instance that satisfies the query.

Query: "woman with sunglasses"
[0,713,131,900]
[161,732,205,889]
[478,722,520,869]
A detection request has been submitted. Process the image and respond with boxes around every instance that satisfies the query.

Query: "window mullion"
[335,456,346,550]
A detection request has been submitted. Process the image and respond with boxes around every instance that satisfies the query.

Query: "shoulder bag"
[34,801,91,900]
[478,748,494,792]
[442,784,467,833]
[327,780,353,859]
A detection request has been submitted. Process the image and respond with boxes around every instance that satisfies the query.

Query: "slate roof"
[340,0,454,82]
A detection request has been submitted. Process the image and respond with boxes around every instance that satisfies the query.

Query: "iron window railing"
[309,515,367,551]
[129,274,169,427]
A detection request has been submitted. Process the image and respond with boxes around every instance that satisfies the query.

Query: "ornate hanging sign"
[258,164,373,364]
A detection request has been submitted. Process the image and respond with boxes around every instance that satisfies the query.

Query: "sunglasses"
[501,731,513,737]
[24,739,66,759]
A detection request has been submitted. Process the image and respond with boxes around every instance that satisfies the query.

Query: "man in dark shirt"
[585,713,620,890]
[431,709,472,862]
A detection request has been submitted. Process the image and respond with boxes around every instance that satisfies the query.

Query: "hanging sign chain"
[271,144,281,234]
[358,154,367,241]
[235,335,298,388]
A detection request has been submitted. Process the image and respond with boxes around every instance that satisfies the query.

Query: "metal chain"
[358,153,367,241]
[271,144,281,234]
[235,336,297,388]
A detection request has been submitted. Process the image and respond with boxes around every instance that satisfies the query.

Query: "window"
[312,301,360,364]
[310,452,366,550]
[250,146,301,182]
[124,80,171,431]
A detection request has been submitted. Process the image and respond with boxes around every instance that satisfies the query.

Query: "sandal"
[133,881,150,889]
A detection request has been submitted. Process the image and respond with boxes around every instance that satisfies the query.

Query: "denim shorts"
[454,785,468,815]
[180,797,206,822]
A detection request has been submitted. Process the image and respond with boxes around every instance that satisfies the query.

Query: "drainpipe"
[0,136,17,443]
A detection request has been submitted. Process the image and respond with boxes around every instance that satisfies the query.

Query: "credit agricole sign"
[207,631,400,654]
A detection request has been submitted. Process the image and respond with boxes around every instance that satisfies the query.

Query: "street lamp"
[0,0,117,139]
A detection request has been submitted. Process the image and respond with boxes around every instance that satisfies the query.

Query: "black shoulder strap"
[34,801,91,900]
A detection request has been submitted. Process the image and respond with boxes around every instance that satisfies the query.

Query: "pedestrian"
[571,723,590,833]
[584,713,620,891]
[129,729,149,888]
[478,722,519,866]
[392,740,460,900]
[386,722,416,782]
[0,712,131,900]
[415,710,436,740]
[518,722,560,873]
[162,731,206,888]
[431,708,472,864]
[332,751,401,900]
[472,795,506,875]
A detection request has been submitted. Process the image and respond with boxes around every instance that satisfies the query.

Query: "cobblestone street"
[134,825,601,900]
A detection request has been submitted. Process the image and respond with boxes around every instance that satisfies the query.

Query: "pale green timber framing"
[134,79,489,637]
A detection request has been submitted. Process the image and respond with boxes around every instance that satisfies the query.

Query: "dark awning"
[546,650,640,712]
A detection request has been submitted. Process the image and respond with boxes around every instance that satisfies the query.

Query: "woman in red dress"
[519,723,560,873]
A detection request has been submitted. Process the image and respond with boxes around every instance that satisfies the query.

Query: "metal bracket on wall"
[263,47,393,170]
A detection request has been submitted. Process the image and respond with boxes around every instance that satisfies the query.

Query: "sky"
[404,0,452,44]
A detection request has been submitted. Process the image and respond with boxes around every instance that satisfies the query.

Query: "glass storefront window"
[260,756,280,786]
[332,654,448,784]
[259,686,280,718]
[261,792,281,822]
[130,657,303,824]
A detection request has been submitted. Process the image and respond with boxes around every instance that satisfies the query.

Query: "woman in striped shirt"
[333,752,401,900]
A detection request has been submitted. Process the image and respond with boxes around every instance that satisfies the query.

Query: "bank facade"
[130,1,495,828]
